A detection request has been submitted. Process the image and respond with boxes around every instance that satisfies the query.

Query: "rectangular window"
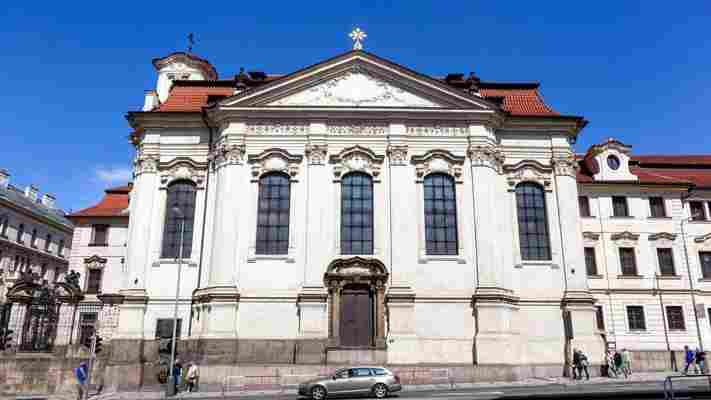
[649,197,666,218]
[579,196,591,217]
[91,225,109,246]
[30,229,37,248]
[78,312,98,346]
[612,196,629,217]
[619,247,637,276]
[86,269,103,294]
[627,305,646,331]
[58,239,64,257]
[585,247,598,276]
[155,318,182,339]
[0,215,7,237]
[700,252,711,279]
[595,306,605,331]
[16,224,24,243]
[45,234,52,252]
[666,306,685,330]
[657,248,676,276]
[690,201,707,221]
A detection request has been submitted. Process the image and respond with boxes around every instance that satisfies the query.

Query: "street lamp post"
[681,213,704,353]
[168,206,185,396]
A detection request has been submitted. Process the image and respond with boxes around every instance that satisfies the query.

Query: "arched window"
[161,180,197,258]
[17,223,24,243]
[256,173,291,255]
[341,172,374,255]
[424,173,458,255]
[515,182,551,261]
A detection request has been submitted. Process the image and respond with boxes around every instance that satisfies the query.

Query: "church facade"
[116,46,602,382]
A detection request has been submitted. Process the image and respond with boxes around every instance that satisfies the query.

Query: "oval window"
[607,155,621,170]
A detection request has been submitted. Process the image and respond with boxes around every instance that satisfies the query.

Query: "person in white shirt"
[186,362,199,393]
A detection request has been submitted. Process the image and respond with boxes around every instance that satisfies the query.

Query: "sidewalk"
[68,371,698,400]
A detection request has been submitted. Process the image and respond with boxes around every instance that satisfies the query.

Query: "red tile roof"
[577,155,711,187]
[158,86,234,112]
[67,185,131,218]
[480,87,557,116]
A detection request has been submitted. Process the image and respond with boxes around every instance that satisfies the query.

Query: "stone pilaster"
[125,151,158,292]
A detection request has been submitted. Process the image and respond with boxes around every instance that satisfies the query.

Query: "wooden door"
[340,285,373,347]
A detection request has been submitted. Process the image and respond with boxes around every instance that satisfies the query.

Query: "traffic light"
[0,328,13,350]
[94,335,103,355]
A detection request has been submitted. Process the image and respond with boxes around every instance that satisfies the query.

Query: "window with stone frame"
[585,247,598,276]
[86,268,103,294]
[16,223,24,243]
[341,172,374,255]
[612,196,629,217]
[666,306,686,330]
[619,247,637,276]
[649,197,666,218]
[0,214,7,237]
[44,233,52,252]
[155,318,182,339]
[595,306,605,331]
[657,248,676,276]
[515,182,551,261]
[690,201,707,221]
[424,173,458,256]
[78,312,98,346]
[700,252,711,279]
[626,305,646,331]
[58,239,65,257]
[579,196,591,217]
[30,228,37,248]
[91,225,109,246]
[161,180,197,258]
[255,172,291,255]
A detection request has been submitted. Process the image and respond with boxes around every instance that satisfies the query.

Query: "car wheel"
[372,383,388,399]
[311,385,327,400]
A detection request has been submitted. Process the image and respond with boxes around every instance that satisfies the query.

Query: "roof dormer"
[150,52,218,104]
[583,138,638,182]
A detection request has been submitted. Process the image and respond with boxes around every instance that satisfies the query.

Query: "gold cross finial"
[349,27,367,50]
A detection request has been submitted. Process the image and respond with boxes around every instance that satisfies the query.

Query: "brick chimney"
[41,193,56,208]
[0,169,8,188]
[25,184,39,202]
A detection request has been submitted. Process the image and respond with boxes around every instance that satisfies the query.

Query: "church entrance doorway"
[339,284,373,347]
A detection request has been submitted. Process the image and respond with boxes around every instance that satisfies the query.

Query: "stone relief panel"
[504,160,553,191]
[246,121,310,135]
[330,146,385,180]
[326,121,388,136]
[248,148,303,180]
[411,150,465,183]
[406,124,469,137]
[269,70,440,108]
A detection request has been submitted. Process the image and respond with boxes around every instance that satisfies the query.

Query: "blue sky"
[1,1,710,212]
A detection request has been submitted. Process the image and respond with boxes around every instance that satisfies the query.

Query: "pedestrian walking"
[577,349,590,380]
[621,348,632,377]
[695,348,706,374]
[614,350,627,378]
[186,362,199,392]
[172,359,183,394]
[684,346,695,375]
[606,350,618,378]
[571,348,580,380]
[74,361,88,400]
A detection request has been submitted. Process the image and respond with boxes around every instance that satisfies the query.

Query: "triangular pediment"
[220,51,496,110]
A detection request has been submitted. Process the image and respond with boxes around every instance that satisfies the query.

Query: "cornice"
[0,197,73,234]
[126,111,208,130]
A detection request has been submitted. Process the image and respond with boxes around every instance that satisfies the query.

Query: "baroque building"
[113,46,601,386]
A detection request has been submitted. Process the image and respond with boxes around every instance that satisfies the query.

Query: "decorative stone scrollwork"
[387,145,408,166]
[246,121,309,135]
[159,157,207,189]
[551,156,578,177]
[133,154,159,176]
[305,144,328,165]
[330,146,384,180]
[84,255,107,270]
[582,231,601,241]
[504,160,553,191]
[694,233,711,243]
[468,145,504,173]
[210,141,245,170]
[327,121,388,136]
[649,232,677,241]
[248,148,303,180]
[411,149,465,182]
[611,231,640,242]
[406,124,469,136]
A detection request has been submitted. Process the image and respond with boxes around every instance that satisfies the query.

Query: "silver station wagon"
[298,366,402,399]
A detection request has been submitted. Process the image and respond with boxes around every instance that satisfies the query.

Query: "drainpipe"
[655,272,674,370]
[680,190,704,352]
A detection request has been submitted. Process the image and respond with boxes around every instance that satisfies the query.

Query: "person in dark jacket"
[572,348,580,380]
[695,348,706,374]
[173,359,183,393]
[684,346,695,375]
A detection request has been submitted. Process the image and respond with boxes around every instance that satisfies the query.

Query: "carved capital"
[210,141,245,170]
[386,145,409,166]
[468,145,504,173]
[551,156,578,177]
[305,144,328,165]
[133,154,159,176]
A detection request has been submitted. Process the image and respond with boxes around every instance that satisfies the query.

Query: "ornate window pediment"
[583,231,601,241]
[324,257,388,287]
[248,148,303,181]
[611,231,640,242]
[505,160,552,191]
[649,232,677,242]
[695,233,711,244]
[159,158,207,189]
[84,255,107,270]
[411,149,465,182]
[330,146,384,181]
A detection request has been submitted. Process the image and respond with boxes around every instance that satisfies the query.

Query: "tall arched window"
[256,173,291,255]
[341,172,374,255]
[424,173,458,255]
[515,182,551,260]
[161,180,197,258]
